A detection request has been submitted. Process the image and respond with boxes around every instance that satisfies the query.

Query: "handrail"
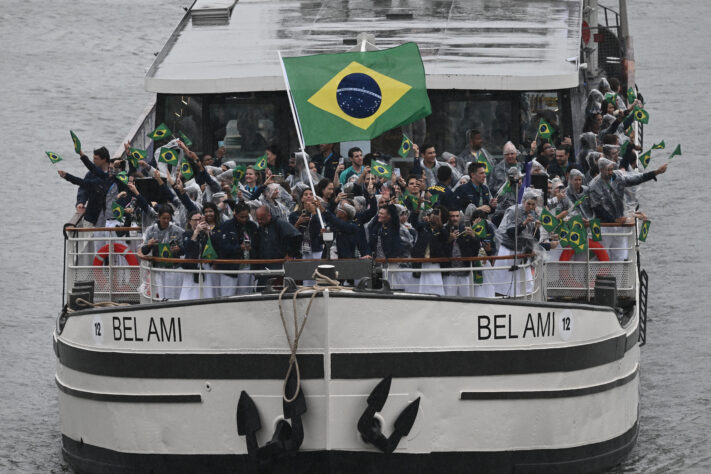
[65,226,142,233]
[138,254,537,266]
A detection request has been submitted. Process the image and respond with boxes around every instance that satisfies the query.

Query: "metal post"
[108,238,114,302]
[586,236,591,302]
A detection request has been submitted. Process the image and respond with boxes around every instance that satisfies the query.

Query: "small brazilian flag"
[639,150,652,169]
[638,220,651,242]
[423,193,439,210]
[111,201,125,220]
[569,226,588,254]
[233,164,247,182]
[572,194,587,210]
[604,92,617,104]
[45,151,63,164]
[202,238,218,260]
[116,171,129,185]
[371,160,392,179]
[627,87,637,104]
[148,123,171,141]
[473,260,484,285]
[128,148,146,168]
[476,153,492,176]
[159,147,179,165]
[178,131,192,147]
[558,221,570,248]
[70,130,81,154]
[472,221,488,239]
[620,140,630,157]
[254,153,267,171]
[540,208,560,233]
[569,215,585,233]
[398,134,413,158]
[652,140,665,150]
[282,42,431,146]
[230,183,239,197]
[538,118,555,139]
[633,107,649,124]
[158,243,172,259]
[668,144,682,159]
[181,161,194,181]
[590,218,602,242]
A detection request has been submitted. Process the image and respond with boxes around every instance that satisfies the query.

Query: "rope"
[277,270,345,403]
[66,298,129,313]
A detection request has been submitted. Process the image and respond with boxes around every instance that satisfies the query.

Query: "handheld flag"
[111,201,125,220]
[537,118,555,139]
[159,147,179,166]
[398,134,413,158]
[638,220,651,242]
[281,42,431,146]
[476,153,492,176]
[115,171,129,185]
[70,130,81,154]
[539,208,560,233]
[668,144,682,159]
[627,87,637,104]
[569,215,586,233]
[620,140,630,158]
[180,161,194,181]
[472,221,488,239]
[604,92,618,104]
[652,140,665,150]
[558,221,570,248]
[423,193,439,210]
[202,238,218,260]
[572,194,587,210]
[254,153,267,171]
[148,123,172,141]
[371,161,392,179]
[158,243,172,259]
[232,164,247,182]
[128,148,146,168]
[568,226,588,254]
[589,218,602,242]
[473,260,484,285]
[633,107,650,124]
[178,131,192,147]
[45,151,63,164]
[639,150,652,169]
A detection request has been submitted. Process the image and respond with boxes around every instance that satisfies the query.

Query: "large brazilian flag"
[282,43,431,146]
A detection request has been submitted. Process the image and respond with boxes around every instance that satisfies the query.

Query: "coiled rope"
[277,269,344,403]
[65,298,129,313]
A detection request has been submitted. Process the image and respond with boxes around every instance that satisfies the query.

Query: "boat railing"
[544,222,639,303]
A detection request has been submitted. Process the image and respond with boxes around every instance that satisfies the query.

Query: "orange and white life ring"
[559,240,610,262]
[93,243,139,267]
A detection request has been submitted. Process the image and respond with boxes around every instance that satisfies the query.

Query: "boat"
[55,0,648,472]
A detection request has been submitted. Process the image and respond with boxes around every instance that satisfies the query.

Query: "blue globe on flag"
[336,73,382,119]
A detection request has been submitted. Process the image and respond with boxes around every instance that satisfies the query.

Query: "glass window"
[520,92,562,146]
[160,95,204,152]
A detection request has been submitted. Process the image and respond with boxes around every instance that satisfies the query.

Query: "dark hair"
[157,204,174,217]
[421,143,435,155]
[186,210,201,230]
[233,201,250,215]
[347,147,362,158]
[467,161,486,175]
[94,146,110,162]
[315,178,331,198]
[436,165,452,183]
[602,134,619,146]
[468,129,482,141]
[406,174,419,183]
[556,144,571,155]
[609,77,621,92]
[202,202,219,224]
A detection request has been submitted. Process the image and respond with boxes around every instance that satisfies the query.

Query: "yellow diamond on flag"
[307,61,412,130]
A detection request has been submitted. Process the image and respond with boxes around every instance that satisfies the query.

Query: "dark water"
[0,0,709,472]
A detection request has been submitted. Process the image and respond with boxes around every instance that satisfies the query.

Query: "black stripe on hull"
[61,422,638,474]
[461,366,639,400]
[56,378,202,403]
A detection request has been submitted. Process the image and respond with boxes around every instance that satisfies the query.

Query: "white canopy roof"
[146,0,583,94]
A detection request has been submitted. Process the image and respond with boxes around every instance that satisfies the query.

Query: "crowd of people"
[58,77,667,300]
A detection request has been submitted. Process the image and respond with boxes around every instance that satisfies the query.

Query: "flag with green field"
[254,153,267,171]
[202,238,218,260]
[180,161,194,181]
[652,140,665,150]
[539,208,560,233]
[45,151,63,164]
[371,161,392,179]
[558,221,570,248]
[398,134,413,158]
[567,219,588,254]
[128,148,146,168]
[572,194,587,210]
[620,140,630,157]
[589,218,602,242]
[178,131,192,147]
[639,150,652,169]
[111,201,125,220]
[472,260,484,285]
[476,153,492,176]
[633,107,650,124]
[638,220,651,242]
[158,243,172,259]
[668,144,682,159]
[232,164,247,182]
[627,87,637,104]
[115,171,128,185]
[569,215,586,233]
[70,130,81,154]
[282,42,431,145]
[148,123,171,141]
[472,221,488,239]
[537,118,555,139]
[159,147,179,166]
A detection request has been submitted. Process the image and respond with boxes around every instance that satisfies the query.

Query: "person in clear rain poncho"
[588,157,667,261]
[491,187,542,297]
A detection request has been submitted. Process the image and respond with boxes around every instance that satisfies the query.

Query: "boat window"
[520,92,562,146]
[160,95,204,152]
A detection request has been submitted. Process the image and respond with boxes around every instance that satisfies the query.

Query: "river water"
[0,0,709,472]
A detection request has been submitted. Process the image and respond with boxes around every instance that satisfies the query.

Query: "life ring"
[559,240,609,262]
[93,243,139,266]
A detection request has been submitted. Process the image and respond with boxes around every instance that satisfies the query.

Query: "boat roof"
[145,0,583,95]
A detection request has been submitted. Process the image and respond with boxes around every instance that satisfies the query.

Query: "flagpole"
[277,50,325,229]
